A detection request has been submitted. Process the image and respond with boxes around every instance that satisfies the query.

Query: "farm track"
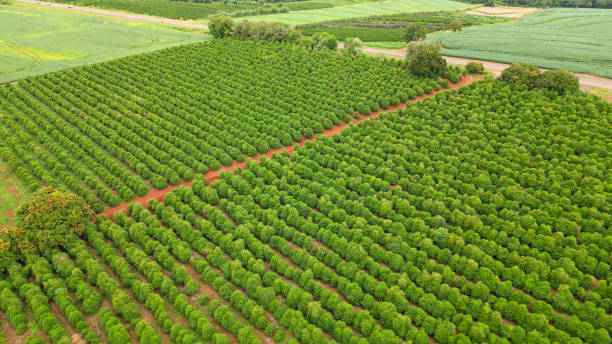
[102,75,473,220]
[16,0,210,30]
[357,45,612,91]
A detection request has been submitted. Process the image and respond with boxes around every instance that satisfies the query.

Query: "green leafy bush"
[466,61,484,73]
[410,48,447,78]
[12,187,93,254]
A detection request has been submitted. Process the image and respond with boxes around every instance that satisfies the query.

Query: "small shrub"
[499,62,540,89]
[404,23,426,42]
[466,61,484,74]
[10,187,93,255]
[209,15,233,39]
[449,20,463,31]
[535,69,579,95]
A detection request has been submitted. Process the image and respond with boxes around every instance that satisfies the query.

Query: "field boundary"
[102,75,474,219]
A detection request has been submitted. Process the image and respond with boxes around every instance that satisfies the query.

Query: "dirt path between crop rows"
[17,0,209,30]
[102,75,473,220]
[357,46,612,92]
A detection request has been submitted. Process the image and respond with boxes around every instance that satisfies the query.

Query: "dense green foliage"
[209,15,234,38]
[466,61,484,73]
[12,187,93,254]
[404,22,427,42]
[233,21,295,41]
[0,39,440,212]
[500,63,580,95]
[50,0,258,19]
[433,8,612,78]
[410,48,447,77]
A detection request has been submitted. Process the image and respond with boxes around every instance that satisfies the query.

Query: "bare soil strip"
[465,6,538,18]
[102,75,473,220]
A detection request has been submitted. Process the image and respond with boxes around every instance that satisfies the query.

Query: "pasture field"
[0,71,610,343]
[431,8,612,78]
[229,0,473,25]
[0,3,209,83]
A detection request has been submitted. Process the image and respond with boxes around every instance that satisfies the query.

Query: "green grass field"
[225,0,473,25]
[431,8,612,78]
[0,3,210,83]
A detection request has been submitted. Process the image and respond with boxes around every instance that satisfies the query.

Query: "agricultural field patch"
[50,0,259,19]
[300,11,508,44]
[0,3,209,83]
[0,38,447,213]
[431,8,612,78]
[0,77,610,344]
[232,0,473,25]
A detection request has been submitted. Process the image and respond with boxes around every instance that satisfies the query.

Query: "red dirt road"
[102,75,473,219]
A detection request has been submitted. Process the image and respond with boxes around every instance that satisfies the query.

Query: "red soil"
[6,183,19,195]
[102,76,473,220]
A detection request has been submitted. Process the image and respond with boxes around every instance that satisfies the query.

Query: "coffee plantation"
[0,37,610,344]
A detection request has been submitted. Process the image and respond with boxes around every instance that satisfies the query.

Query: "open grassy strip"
[431,8,612,78]
[0,161,29,225]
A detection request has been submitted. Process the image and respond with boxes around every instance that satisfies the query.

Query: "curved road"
[360,46,612,91]
[17,0,209,30]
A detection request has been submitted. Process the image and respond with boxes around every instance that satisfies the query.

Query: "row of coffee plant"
[0,39,444,212]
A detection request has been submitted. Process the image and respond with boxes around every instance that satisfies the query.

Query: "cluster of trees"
[500,63,580,94]
[0,187,93,264]
[466,61,484,73]
[232,3,289,17]
[209,15,297,42]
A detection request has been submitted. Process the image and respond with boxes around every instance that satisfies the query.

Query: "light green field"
[431,8,612,78]
[0,3,210,83]
[215,0,473,25]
